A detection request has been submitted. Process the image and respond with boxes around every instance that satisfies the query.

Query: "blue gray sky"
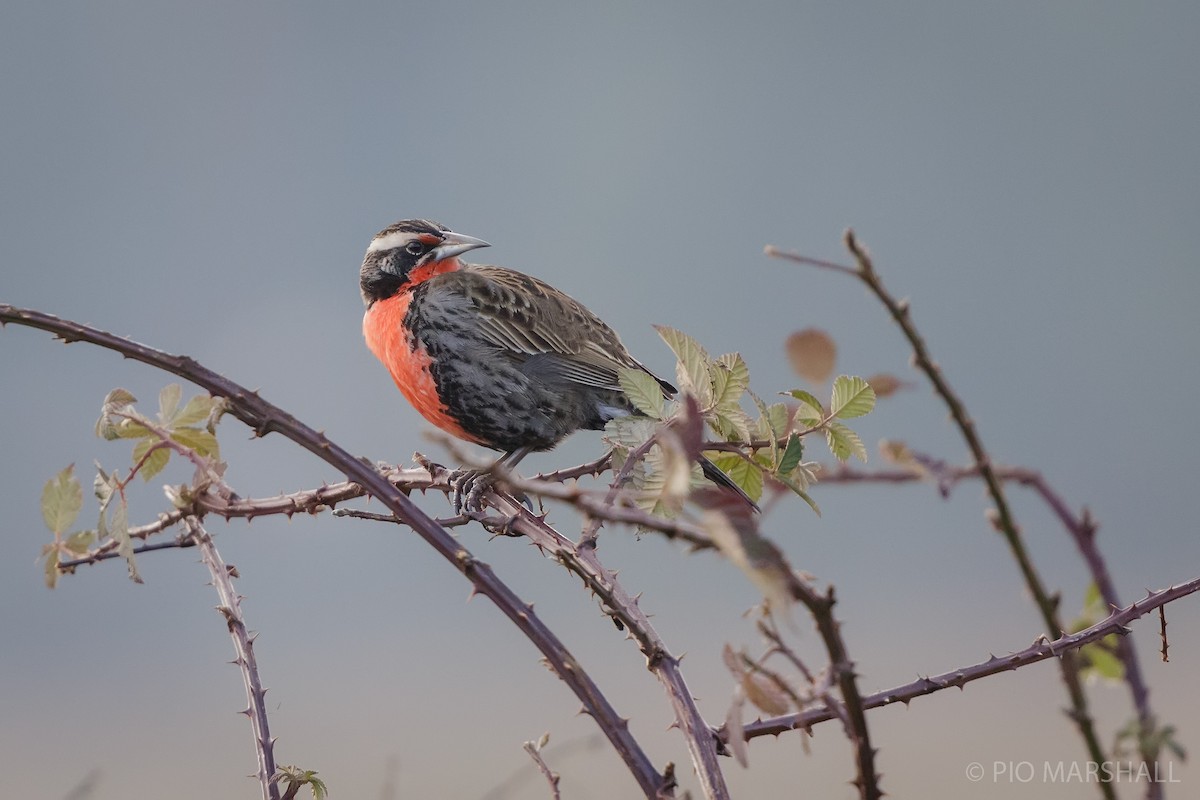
[2,3,1197,798]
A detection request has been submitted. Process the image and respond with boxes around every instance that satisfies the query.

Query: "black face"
[359,219,449,305]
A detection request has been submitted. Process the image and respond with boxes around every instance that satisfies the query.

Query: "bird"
[359,218,756,511]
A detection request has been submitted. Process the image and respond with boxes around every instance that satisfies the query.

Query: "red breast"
[362,256,484,444]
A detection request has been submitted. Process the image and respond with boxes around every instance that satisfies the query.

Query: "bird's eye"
[405,241,426,256]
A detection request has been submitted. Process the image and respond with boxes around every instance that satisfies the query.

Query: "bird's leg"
[451,447,534,514]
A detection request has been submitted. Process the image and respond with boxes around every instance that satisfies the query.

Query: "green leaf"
[784,389,824,424]
[64,530,97,555]
[95,388,138,439]
[708,453,764,504]
[132,438,171,481]
[654,325,713,406]
[113,420,153,439]
[171,427,220,459]
[825,421,867,462]
[1080,638,1124,681]
[158,383,182,425]
[109,497,142,584]
[712,409,753,444]
[604,416,658,450]
[617,367,666,419]
[712,352,750,411]
[773,471,821,516]
[777,435,804,476]
[747,390,781,464]
[42,465,83,535]
[174,394,217,427]
[43,546,60,589]
[829,375,876,420]
[93,464,116,506]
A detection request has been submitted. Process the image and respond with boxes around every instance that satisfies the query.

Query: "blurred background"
[2,2,1197,798]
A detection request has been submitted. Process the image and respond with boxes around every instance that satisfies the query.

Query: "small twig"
[187,517,279,800]
[534,451,614,483]
[59,533,196,569]
[578,437,658,548]
[736,577,1200,740]
[523,736,562,800]
[1158,606,1169,662]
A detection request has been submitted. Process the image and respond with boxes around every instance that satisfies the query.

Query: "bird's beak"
[431,231,490,262]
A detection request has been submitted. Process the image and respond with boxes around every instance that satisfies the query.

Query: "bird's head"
[360,219,490,305]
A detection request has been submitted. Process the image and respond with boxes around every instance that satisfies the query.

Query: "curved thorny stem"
[187,517,280,800]
[768,235,1115,799]
[736,579,1199,740]
[1,304,671,799]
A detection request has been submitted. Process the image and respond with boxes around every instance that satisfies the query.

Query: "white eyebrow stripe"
[368,230,420,253]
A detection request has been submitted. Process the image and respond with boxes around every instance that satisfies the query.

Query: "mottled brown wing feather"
[461,265,672,394]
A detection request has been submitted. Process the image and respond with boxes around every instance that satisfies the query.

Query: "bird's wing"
[456,265,674,394]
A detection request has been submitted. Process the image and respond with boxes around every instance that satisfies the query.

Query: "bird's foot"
[449,468,493,515]
[449,468,534,515]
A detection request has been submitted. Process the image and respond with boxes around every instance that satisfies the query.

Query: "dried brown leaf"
[785,328,836,384]
[866,372,912,398]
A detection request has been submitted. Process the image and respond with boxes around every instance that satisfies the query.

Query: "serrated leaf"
[111,420,152,439]
[132,438,171,481]
[776,435,804,475]
[617,367,666,419]
[712,409,753,444]
[748,390,781,464]
[785,328,836,384]
[174,395,217,427]
[712,352,750,412]
[93,463,116,506]
[95,388,138,439]
[709,453,764,504]
[655,325,713,406]
[42,465,83,535]
[742,672,790,716]
[604,416,658,450]
[830,375,876,419]
[632,459,675,517]
[784,389,824,424]
[158,384,182,424]
[171,427,220,459]
[64,530,97,555]
[825,421,867,462]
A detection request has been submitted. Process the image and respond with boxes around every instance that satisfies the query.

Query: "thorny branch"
[523,736,562,800]
[820,455,1161,777]
[415,454,728,800]
[769,235,1115,799]
[737,578,1200,740]
[187,517,280,800]
[1,304,671,799]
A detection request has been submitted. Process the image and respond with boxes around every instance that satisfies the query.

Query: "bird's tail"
[699,454,761,513]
